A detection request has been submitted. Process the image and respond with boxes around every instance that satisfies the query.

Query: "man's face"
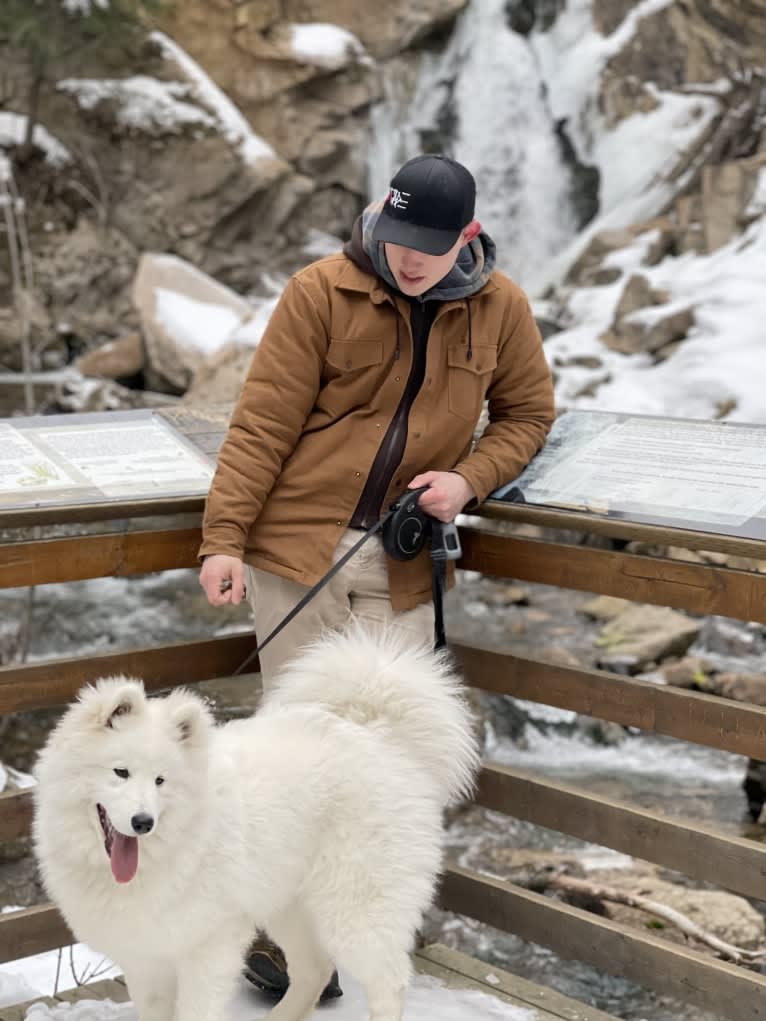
[384,233,467,297]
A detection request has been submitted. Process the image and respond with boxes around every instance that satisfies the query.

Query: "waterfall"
[367,0,581,295]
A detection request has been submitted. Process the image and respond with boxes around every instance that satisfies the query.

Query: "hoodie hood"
[343,202,496,302]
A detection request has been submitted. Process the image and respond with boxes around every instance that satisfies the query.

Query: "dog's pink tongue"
[111,833,138,883]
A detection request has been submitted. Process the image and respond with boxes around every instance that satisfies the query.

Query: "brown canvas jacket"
[199,252,555,609]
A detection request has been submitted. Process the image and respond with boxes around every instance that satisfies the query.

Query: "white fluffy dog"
[33,626,479,1021]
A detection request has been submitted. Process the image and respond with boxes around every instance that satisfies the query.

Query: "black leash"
[230,486,461,676]
[232,514,390,676]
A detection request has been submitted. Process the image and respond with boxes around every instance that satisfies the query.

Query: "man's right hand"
[199,554,246,606]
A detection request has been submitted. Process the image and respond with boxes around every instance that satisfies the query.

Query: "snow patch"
[549,213,766,424]
[149,33,276,167]
[288,23,369,70]
[57,78,216,135]
[61,0,109,13]
[154,291,243,356]
[0,113,71,167]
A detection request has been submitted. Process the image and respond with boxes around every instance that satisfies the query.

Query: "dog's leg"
[174,927,249,1021]
[264,908,334,1021]
[366,985,406,1021]
[123,964,176,1021]
[338,940,411,1021]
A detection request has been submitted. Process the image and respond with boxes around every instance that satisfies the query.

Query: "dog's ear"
[164,688,212,747]
[76,676,145,730]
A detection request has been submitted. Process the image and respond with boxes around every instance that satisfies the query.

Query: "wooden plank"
[0,496,205,530]
[458,530,766,624]
[0,904,73,965]
[0,633,259,714]
[0,788,33,843]
[0,529,202,590]
[440,865,766,1021]
[477,502,766,561]
[451,642,766,759]
[417,944,620,1021]
[55,978,130,1004]
[477,764,766,901]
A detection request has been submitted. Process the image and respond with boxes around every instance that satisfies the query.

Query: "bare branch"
[536,871,766,966]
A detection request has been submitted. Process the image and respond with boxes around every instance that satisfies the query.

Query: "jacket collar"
[333,256,498,304]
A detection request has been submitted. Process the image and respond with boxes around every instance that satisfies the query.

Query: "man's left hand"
[408,471,476,522]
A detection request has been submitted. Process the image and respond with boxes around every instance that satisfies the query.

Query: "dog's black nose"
[131,813,154,835]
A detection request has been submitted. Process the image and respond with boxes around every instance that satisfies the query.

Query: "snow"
[548,212,766,424]
[0,113,71,167]
[61,0,109,13]
[0,949,534,1020]
[149,33,276,168]
[154,290,243,356]
[529,0,721,287]
[57,78,216,135]
[745,167,766,218]
[288,23,370,70]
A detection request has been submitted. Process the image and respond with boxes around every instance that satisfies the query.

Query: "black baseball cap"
[372,154,476,256]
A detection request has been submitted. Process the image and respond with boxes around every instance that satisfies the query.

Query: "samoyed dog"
[33,626,479,1021]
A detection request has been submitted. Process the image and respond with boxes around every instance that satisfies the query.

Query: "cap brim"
[371,211,461,256]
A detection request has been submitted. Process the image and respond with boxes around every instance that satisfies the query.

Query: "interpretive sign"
[491,410,766,541]
[0,409,215,511]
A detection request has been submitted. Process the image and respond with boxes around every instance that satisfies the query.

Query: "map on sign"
[0,410,215,510]
[491,410,766,541]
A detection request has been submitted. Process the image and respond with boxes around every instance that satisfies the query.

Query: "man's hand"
[199,554,246,606]
[408,471,476,522]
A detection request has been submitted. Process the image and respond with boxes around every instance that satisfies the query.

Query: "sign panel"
[491,410,766,541]
[0,409,215,511]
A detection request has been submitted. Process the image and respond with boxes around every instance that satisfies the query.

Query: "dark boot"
[243,934,343,1003]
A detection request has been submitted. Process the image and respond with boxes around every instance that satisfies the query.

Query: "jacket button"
[336,520,343,526]
[395,375,401,382]
[376,422,381,428]
[355,471,361,477]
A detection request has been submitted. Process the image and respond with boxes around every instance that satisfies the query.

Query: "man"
[199,153,555,999]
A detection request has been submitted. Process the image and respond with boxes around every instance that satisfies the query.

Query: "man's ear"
[461,220,482,245]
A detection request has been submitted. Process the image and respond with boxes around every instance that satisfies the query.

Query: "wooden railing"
[2,429,766,1021]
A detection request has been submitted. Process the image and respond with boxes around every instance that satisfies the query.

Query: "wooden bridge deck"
[1,944,618,1021]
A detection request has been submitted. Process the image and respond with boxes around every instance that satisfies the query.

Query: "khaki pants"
[245,529,434,690]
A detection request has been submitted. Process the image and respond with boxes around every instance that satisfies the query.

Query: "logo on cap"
[388,188,410,210]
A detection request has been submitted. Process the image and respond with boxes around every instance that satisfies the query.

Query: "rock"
[53,375,181,413]
[487,585,530,607]
[34,219,139,347]
[699,152,766,252]
[603,293,695,356]
[182,342,254,406]
[716,672,766,706]
[73,331,145,381]
[566,228,636,284]
[662,656,716,690]
[595,605,701,674]
[580,595,632,621]
[591,0,638,36]
[132,253,255,392]
[0,292,53,369]
[604,871,765,949]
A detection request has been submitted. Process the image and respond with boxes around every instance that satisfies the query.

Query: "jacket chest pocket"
[447,345,497,422]
[324,339,384,378]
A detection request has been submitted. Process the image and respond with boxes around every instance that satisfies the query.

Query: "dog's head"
[34,677,213,884]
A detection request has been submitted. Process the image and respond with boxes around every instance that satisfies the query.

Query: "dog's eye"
[114,768,129,779]
[155,776,165,787]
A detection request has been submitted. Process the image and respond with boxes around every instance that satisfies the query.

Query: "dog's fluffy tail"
[266,622,480,806]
